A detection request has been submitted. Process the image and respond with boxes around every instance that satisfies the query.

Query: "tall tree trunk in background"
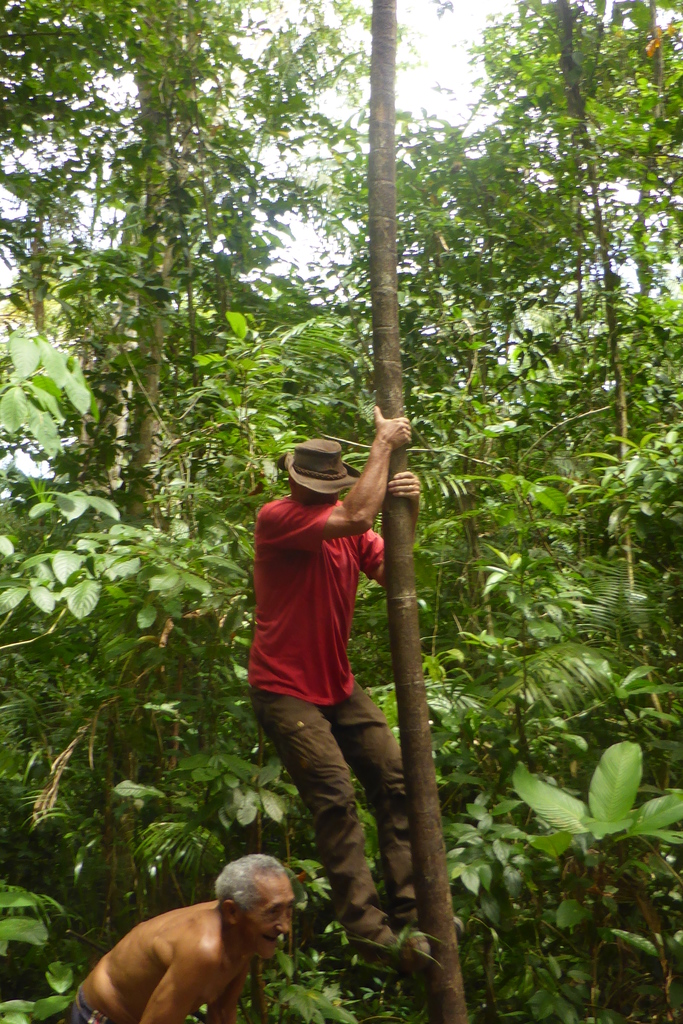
[556,0,628,456]
[128,65,174,517]
[31,220,45,332]
[556,0,634,589]
[368,3,468,1023]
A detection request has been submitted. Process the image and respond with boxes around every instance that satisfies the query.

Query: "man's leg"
[250,687,393,942]
[331,684,417,930]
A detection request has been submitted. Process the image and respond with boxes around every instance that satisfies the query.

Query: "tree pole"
[368,3,469,1023]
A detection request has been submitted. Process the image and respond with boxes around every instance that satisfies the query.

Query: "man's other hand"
[374,406,411,451]
[387,472,420,503]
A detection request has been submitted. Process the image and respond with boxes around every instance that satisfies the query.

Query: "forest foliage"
[2,0,683,1021]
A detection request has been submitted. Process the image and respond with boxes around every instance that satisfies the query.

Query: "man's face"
[237,873,294,958]
[289,479,339,506]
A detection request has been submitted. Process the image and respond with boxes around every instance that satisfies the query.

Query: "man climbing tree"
[368,0,469,1019]
[248,408,429,969]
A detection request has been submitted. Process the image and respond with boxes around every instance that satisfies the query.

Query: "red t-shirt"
[248,497,385,705]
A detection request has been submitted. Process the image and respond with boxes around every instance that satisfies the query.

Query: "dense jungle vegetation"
[2,0,683,1020]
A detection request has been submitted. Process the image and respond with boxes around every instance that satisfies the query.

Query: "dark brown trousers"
[250,683,417,942]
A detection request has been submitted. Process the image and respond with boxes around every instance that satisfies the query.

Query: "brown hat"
[279,439,360,494]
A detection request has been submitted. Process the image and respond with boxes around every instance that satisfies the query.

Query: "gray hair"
[215,855,287,910]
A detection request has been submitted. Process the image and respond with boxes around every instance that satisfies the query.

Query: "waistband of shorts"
[76,987,117,1024]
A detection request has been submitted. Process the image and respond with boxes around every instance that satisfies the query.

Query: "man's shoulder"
[257,496,292,519]
[165,904,224,966]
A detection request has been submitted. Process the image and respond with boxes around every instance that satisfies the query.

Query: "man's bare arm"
[207,961,250,1024]
[367,472,421,588]
[322,407,411,540]
[138,954,219,1024]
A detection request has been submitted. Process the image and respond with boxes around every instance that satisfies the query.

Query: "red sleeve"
[256,499,335,553]
[358,528,384,578]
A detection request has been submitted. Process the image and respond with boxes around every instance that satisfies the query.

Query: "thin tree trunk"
[556,0,628,455]
[369,2,468,1022]
[556,0,634,585]
[31,221,45,332]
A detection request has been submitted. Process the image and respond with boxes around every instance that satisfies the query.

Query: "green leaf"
[528,832,573,857]
[37,340,69,387]
[63,371,92,415]
[27,404,61,455]
[0,917,48,945]
[30,587,56,613]
[226,311,248,339]
[137,606,157,629]
[148,573,181,592]
[0,536,15,557]
[629,794,683,835]
[261,790,285,823]
[28,502,55,519]
[45,962,73,995]
[86,496,120,520]
[0,1009,32,1024]
[52,551,83,584]
[588,742,642,822]
[556,899,590,929]
[0,588,29,613]
[512,764,588,834]
[0,1002,35,1014]
[113,781,164,801]
[610,928,658,956]
[0,894,37,909]
[106,557,140,580]
[584,817,632,839]
[0,387,29,433]
[66,579,101,618]
[33,996,72,1020]
[55,494,89,522]
[9,333,40,378]
[461,867,480,894]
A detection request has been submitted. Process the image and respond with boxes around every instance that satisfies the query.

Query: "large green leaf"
[37,339,69,387]
[9,333,40,378]
[33,996,72,1020]
[629,794,683,836]
[45,961,73,994]
[610,929,658,957]
[0,536,15,556]
[87,495,120,520]
[63,371,92,414]
[27,404,61,455]
[0,387,29,433]
[512,764,588,834]
[226,311,248,339]
[0,894,36,909]
[114,781,164,801]
[30,587,56,614]
[0,588,28,613]
[588,742,642,822]
[66,580,101,619]
[55,494,89,522]
[52,551,83,584]
[0,917,48,945]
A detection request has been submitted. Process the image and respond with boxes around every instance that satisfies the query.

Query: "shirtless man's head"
[76,855,294,1024]
[215,854,294,960]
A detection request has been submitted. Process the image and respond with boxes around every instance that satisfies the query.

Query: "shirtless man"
[73,855,293,1024]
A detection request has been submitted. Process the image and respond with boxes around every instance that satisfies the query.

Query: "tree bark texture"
[368,3,468,1022]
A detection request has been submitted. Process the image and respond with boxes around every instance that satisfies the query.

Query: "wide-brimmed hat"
[278,439,360,494]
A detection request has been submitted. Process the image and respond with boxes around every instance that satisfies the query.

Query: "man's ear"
[220,900,241,926]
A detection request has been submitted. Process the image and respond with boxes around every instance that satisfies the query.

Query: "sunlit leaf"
[588,742,641,822]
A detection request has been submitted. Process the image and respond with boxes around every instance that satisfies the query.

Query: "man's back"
[249,497,384,705]
[81,903,227,1024]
